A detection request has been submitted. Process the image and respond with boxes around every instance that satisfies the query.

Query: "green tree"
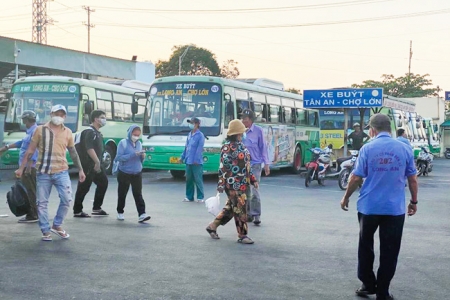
[220,59,240,79]
[155,45,221,78]
[286,88,302,95]
[352,73,439,97]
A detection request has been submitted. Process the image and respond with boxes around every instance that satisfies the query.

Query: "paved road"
[0,160,449,300]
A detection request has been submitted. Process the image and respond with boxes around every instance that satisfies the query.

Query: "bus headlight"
[203,156,208,163]
[147,155,152,160]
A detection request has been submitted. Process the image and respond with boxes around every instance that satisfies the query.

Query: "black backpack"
[6,180,30,217]
[74,127,99,170]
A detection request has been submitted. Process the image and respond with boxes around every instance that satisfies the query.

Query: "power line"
[95,8,450,29]
[93,0,391,14]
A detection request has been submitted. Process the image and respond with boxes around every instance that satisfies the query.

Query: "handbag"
[205,193,221,216]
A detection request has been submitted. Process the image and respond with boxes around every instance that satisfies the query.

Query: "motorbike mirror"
[327,144,333,149]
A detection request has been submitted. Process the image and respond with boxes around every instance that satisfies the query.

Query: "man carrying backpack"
[73,110,109,217]
[0,111,39,223]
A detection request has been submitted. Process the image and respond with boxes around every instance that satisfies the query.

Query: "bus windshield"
[5,84,80,132]
[148,82,222,136]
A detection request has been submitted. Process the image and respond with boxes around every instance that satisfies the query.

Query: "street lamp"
[14,42,21,81]
[178,45,192,76]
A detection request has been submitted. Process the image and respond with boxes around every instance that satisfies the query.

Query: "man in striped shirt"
[16,105,86,241]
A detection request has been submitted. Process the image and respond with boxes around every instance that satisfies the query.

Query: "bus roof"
[152,75,303,101]
[12,76,147,94]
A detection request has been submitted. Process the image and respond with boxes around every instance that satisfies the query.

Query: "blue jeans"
[37,171,73,234]
[185,164,204,201]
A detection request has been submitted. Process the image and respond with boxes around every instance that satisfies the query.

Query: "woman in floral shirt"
[206,119,258,244]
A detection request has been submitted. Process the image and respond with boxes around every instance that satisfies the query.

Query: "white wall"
[405,97,446,125]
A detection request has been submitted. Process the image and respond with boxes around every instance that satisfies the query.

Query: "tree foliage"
[156,45,223,78]
[220,59,240,79]
[286,88,302,95]
[352,73,439,97]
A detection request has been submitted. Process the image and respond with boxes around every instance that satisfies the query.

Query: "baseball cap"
[353,122,360,127]
[240,108,255,119]
[187,117,201,125]
[51,104,67,114]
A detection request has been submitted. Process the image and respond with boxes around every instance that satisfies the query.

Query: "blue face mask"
[242,132,247,141]
[188,123,195,130]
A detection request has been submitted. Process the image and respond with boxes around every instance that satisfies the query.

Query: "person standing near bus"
[340,114,418,300]
[73,110,109,217]
[15,105,86,241]
[348,123,370,151]
[180,117,205,203]
[115,125,150,223]
[241,109,270,225]
[396,128,411,148]
[0,111,39,223]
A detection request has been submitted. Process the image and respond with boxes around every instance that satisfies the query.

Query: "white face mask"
[131,136,139,142]
[51,116,64,126]
[98,118,106,127]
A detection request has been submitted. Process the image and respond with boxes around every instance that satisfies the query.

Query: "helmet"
[21,110,37,121]
[353,123,360,127]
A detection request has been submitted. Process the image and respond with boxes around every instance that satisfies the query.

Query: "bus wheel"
[170,170,185,179]
[292,146,302,174]
[104,144,116,175]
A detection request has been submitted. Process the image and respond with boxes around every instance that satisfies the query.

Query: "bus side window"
[253,102,264,122]
[236,100,250,115]
[270,105,279,123]
[297,108,307,125]
[262,104,270,122]
[308,111,318,126]
[290,108,296,124]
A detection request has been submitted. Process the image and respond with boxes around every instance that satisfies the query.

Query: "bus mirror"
[80,93,90,101]
[422,121,427,129]
[84,100,94,115]
[131,101,139,115]
[224,93,231,101]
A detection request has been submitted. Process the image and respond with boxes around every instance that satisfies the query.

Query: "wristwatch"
[410,199,418,205]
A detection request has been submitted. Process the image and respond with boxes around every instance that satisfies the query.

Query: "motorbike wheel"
[417,162,425,177]
[445,152,450,159]
[305,168,314,187]
[338,169,351,190]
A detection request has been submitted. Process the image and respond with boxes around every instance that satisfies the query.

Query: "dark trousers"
[357,212,405,298]
[117,171,146,216]
[73,168,108,213]
[21,168,38,219]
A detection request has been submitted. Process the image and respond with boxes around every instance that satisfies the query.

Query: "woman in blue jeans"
[115,125,150,223]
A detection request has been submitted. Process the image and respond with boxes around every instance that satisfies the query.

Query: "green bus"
[142,76,320,178]
[2,76,149,173]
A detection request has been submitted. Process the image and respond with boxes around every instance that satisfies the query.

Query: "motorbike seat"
[337,156,353,172]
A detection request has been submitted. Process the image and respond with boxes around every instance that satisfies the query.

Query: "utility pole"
[179,45,192,75]
[82,6,95,53]
[408,40,413,78]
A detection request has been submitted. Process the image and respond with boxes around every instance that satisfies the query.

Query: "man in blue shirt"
[180,117,205,203]
[396,128,411,147]
[0,111,39,223]
[340,114,418,300]
[241,109,270,225]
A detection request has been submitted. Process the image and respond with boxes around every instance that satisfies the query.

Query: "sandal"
[42,233,52,241]
[237,236,254,244]
[206,226,220,239]
[51,228,70,239]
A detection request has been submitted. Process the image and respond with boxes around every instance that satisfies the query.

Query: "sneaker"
[73,211,91,218]
[92,209,109,216]
[117,213,125,221]
[197,199,205,203]
[18,217,38,223]
[182,198,194,202]
[138,213,151,223]
[253,215,261,225]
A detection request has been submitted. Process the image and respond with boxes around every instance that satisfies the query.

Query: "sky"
[1,0,450,94]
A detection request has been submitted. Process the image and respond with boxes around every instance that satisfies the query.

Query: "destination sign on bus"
[12,83,79,94]
[150,82,221,98]
[303,88,383,108]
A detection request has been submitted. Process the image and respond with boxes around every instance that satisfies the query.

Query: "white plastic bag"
[205,193,221,216]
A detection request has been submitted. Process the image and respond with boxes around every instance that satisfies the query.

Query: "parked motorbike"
[445,147,450,159]
[338,150,359,190]
[416,146,433,176]
[304,145,333,187]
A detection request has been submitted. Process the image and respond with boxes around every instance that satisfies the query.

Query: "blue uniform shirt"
[181,130,205,165]
[15,124,38,167]
[353,132,416,216]
[397,136,411,147]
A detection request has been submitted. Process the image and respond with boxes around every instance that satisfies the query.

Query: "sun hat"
[227,119,246,136]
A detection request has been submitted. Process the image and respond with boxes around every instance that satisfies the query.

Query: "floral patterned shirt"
[218,141,257,192]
